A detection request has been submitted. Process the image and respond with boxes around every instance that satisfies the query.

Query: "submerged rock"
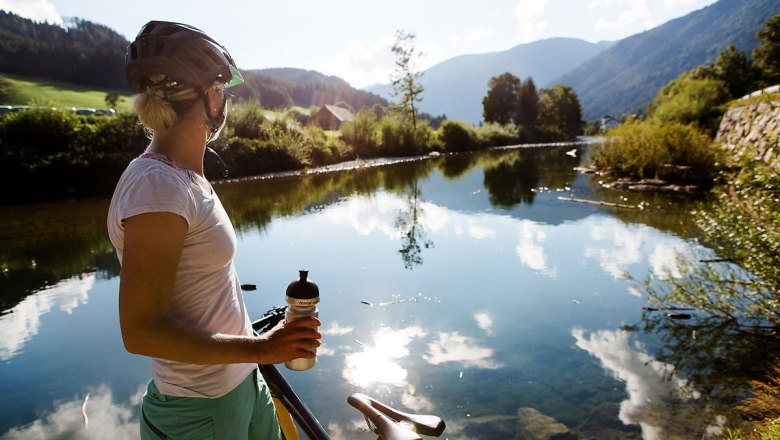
[516,407,577,440]
[576,402,642,440]
[460,415,517,439]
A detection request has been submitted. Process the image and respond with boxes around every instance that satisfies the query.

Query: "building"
[309,104,355,130]
[600,115,621,131]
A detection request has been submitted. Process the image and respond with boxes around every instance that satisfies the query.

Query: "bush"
[341,108,378,157]
[474,122,520,147]
[227,100,267,139]
[648,77,728,135]
[439,120,476,152]
[590,119,717,184]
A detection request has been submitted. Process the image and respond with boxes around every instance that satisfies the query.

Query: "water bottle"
[285,269,320,371]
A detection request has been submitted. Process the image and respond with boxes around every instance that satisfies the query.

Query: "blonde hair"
[132,73,201,134]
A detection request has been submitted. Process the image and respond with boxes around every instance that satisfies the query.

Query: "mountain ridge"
[367,37,614,123]
[555,0,780,119]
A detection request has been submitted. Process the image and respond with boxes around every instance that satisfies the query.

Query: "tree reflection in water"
[625,177,780,427]
[395,180,433,269]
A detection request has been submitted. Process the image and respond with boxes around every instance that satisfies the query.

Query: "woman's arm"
[119,211,321,365]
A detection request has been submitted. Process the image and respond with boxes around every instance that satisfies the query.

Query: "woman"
[107,21,321,439]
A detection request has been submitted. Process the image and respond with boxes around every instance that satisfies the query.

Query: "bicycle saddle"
[347,393,445,439]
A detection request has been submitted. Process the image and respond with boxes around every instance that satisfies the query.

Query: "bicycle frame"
[253,307,331,440]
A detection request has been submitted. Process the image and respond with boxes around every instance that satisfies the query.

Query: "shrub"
[377,114,409,157]
[226,100,267,139]
[474,122,520,147]
[341,108,378,157]
[590,119,717,184]
[648,77,728,134]
[438,120,476,152]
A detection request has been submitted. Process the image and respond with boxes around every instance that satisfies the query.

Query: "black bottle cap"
[286,270,319,299]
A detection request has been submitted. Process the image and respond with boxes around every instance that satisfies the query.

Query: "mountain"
[555,0,780,120]
[366,38,614,123]
[236,68,387,110]
[0,13,384,111]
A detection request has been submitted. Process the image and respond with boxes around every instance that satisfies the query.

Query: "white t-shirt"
[107,154,256,398]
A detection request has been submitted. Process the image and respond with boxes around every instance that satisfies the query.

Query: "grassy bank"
[0,73,132,111]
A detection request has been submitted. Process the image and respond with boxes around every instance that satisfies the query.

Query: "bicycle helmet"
[125,20,244,93]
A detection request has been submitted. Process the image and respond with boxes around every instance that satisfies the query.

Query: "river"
[0,145,755,439]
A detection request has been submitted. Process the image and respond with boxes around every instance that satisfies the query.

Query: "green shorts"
[140,369,281,440]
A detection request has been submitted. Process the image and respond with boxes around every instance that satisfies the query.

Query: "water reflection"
[572,328,725,439]
[516,220,555,276]
[584,220,687,279]
[342,326,426,388]
[395,181,434,269]
[0,384,143,440]
[473,312,494,335]
[0,274,95,360]
[424,332,502,369]
[0,198,116,314]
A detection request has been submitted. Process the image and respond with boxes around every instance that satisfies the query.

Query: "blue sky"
[1,0,718,87]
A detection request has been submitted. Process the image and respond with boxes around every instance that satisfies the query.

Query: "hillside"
[0,11,128,89]
[0,13,383,112]
[0,73,132,111]
[236,68,387,110]
[367,38,613,123]
[555,0,780,120]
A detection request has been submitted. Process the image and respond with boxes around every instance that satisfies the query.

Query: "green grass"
[0,73,133,112]
[728,91,780,107]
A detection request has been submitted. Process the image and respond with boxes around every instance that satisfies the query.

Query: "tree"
[647,76,728,132]
[391,30,425,130]
[753,12,780,85]
[515,77,539,127]
[537,85,583,141]
[712,44,758,98]
[482,72,521,125]
[104,92,119,109]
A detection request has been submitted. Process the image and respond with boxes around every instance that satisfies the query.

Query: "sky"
[1,0,718,88]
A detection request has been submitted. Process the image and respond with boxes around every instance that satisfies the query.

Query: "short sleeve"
[115,169,195,227]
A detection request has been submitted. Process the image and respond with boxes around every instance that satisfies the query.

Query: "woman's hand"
[254,317,322,365]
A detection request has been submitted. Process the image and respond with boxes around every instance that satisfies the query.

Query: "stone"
[516,407,576,440]
[575,402,642,440]
[460,415,517,440]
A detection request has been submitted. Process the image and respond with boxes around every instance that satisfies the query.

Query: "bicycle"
[253,307,446,440]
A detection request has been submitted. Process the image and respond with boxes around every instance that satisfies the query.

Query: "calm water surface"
[0,146,736,439]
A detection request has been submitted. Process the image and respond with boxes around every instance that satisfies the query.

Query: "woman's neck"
[147,122,208,176]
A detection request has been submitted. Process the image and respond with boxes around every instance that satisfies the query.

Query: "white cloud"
[313,34,396,88]
[584,222,645,278]
[0,0,62,24]
[1,384,144,440]
[649,243,685,279]
[322,321,354,336]
[424,332,502,369]
[473,312,494,335]
[0,274,95,360]
[468,223,496,240]
[342,326,426,388]
[401,392,435,412]
[514,0,550,43]
[572,328,724,439]
[516,220,555,276]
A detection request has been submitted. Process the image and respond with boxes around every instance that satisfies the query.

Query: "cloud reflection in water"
[0,274,95,360]
[342,326,426,388]
[572,328,724,439]
[0,384,143,440]
[424,332,502,369]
